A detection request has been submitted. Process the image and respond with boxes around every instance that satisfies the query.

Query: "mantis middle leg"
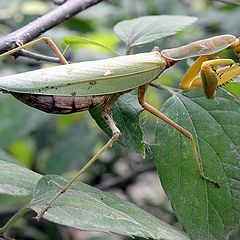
[138,84,219,187]
[36,93,121,220]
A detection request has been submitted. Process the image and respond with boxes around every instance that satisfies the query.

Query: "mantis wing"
[0,52,166,97]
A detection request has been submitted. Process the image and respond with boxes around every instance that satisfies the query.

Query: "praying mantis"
[0,34,239,220]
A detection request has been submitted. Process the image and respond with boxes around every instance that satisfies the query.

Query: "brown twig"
[98,164,156,191]
[0,0,105,55]
[18,49,61,63]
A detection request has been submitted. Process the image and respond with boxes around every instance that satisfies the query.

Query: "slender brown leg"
[36,94,121,220]
[138,84,219,187]
[0,37,68,65]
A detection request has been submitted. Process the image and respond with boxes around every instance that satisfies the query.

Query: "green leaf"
[0,194,30,211]
[0,160,41,196]
[223,77,240,96]
[0,95,49,149]
[90,93,145,156]
[114,15,197,50]
[31,175,189,240]
[63,36,120,56]
[44,123,98,175]
[155,89,240,240]
[0,160,189,239]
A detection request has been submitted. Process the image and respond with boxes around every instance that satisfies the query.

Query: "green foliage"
[114,15,197,52]
[0,96,49,149]
[90,93,145,155]
[223,77,240,96]
[43,123,100,175]
[155,89,240,240]
[0,160,41,196]
[0,161,189,240]
[31,175,189,240]
[63,36,120,56]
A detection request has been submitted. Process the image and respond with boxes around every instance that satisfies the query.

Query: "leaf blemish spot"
[103,70,113,76]
[89,80,97,85]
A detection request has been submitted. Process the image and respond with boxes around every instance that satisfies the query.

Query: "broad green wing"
[161,35,237,60]
[0,52,166,96]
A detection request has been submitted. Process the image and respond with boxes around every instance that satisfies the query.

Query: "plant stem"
[150,82,178,95]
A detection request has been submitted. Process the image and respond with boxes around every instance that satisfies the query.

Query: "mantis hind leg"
[138,84,219,187]
[0,37,68,65]
[35,93,121,220]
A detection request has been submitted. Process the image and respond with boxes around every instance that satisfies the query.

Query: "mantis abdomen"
[12,93,110,114]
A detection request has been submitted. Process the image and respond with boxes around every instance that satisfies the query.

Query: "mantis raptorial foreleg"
[138,84,219,187]
[36,94,121,220]
[180,55,239,98]
[179,55,214,90]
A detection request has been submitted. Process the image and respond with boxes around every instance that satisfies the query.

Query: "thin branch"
[98,164,156,191]
[212,0,240,6]
[0,205,30,234]
[150,82,179,95]
[0,0,105,55]
[18,49,61,63]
